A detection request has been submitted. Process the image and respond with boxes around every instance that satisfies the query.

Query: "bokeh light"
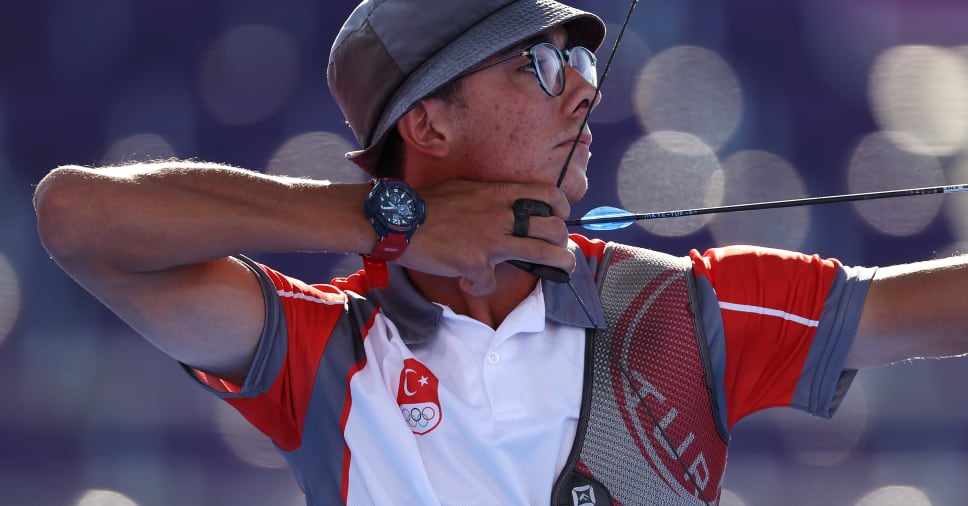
[718,489,747,506]
[798,1,898,105]
[855,486,932,506]
[101,134,177,166]
[617,131,723,237]
[74,489,138,506]
[198,25,301,126]
[633,46,742,150]
[0,253,21,347]
[289,494,311,506]
[960,45,968,78]
[215,399,287,469]
[707,151,810,250]
[763,376,869,467]
[267,131,365,182]
[847,132,945,237]
[869,45,968,157]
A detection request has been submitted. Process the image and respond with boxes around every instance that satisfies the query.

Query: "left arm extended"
[845,254,968,368]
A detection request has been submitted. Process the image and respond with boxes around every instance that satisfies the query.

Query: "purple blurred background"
[2,0,968,504]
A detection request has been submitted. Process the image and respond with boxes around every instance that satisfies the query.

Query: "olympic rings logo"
[401,406,438,429]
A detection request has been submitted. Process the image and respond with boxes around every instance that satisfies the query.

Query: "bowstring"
[555,0,640,187]
[556,0,642,331]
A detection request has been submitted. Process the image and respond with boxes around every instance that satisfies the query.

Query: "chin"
[568,188,588,204]
[563,176,589,203]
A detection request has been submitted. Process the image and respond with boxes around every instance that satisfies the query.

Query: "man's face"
[434,27,600,203]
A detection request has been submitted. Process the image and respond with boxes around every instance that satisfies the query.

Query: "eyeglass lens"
[531,43,597,97]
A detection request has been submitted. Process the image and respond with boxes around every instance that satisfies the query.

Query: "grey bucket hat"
[327,0,606,175]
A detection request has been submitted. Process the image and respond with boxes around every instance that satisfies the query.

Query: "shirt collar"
[370,240,606,345]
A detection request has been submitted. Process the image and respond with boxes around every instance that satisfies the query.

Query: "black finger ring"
[512,199,552,237]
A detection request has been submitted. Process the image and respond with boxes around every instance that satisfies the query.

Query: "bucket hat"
[327,0,606,174]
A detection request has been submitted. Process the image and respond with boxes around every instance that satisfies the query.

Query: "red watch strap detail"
[366,231,409,261]
[363,231,408,289]
[361,255,390,289]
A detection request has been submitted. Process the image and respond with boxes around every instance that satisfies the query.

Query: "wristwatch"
[362,178,426,288]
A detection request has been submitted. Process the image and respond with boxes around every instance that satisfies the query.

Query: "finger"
[513,184,570,220]
[546,188,571,220]
[519,215,569,247]
[511,199,543,237]
[500,237,576,274]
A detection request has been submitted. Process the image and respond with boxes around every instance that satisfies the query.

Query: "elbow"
[34,166,96,260]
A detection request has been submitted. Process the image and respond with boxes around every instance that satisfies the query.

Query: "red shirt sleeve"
[690,246,843,428]
[191,260,359,451]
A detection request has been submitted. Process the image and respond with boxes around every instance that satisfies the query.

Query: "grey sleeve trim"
[179,255,288,399]
[793,264,877,418]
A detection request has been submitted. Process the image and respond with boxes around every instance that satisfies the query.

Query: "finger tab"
[512,199,552,237]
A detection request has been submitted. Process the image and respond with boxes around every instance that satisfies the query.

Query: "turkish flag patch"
[397,358,442,435]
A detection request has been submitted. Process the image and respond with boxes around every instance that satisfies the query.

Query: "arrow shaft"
[567,184,968,227]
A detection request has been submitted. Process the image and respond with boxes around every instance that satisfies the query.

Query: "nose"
[590,88,603,110]
[562,63,601,114]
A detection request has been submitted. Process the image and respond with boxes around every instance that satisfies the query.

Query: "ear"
[396,100,454,159]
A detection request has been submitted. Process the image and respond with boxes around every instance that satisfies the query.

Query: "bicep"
[69,255,266,383]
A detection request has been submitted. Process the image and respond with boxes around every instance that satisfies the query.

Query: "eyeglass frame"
[455,42,598,97]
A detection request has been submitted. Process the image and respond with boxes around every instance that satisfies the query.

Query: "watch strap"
[366,229,409,261]
[362,230,407,289]
[361,254,390,289]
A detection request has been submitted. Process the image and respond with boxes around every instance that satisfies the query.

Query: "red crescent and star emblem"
[397,358,442,435]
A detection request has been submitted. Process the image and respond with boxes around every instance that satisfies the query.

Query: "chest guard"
[553,243,730,506]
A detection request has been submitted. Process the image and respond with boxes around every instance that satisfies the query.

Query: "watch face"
[366,179,426,243]
[378,184,418,228]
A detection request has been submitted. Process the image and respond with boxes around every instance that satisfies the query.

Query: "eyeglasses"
[459,42,598,97]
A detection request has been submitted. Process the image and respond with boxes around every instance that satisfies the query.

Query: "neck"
[406,264,538,329]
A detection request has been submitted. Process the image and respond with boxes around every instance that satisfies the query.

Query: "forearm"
[34,161,376,272]
[36,161,579,299]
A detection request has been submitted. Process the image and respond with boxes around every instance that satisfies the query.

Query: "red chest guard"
[554,243,729,506]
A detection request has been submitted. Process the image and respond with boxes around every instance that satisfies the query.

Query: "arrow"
[566,184,968,230]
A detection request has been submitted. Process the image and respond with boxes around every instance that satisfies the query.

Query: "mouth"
[556,130,593,150]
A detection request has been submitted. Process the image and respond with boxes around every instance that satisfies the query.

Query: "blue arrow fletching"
[580,206,637,230]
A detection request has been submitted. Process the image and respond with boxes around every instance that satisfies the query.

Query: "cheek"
[456,87,559,180]
[483,102,549,158]
[488,102,539,141]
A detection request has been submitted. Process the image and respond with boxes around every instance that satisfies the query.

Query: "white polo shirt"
[343,281,587,505]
